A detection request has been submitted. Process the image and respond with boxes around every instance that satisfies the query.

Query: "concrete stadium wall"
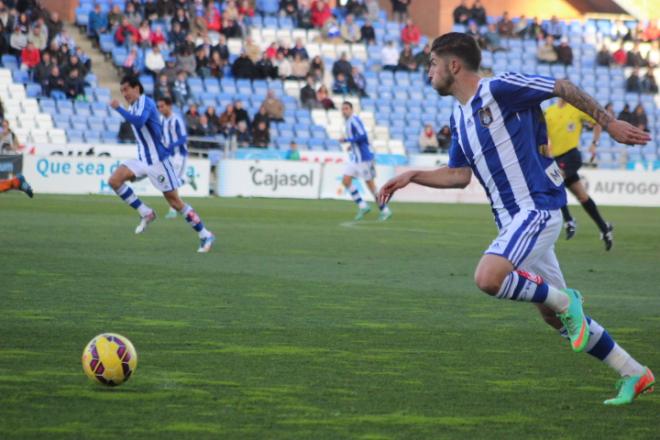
[41,0,78,22]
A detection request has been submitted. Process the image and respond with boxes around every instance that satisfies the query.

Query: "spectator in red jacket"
[400,18,421,45]
[204,5,222,32]
[612,44,627,66]
[264,42,278,59]
[642,20,659,42]
[21,41,41,71]
[150,25,166,47]
[115,17,139,46]
[311,1,332,29]
[238,0,254,17]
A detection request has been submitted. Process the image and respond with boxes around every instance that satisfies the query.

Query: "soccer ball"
[82,333,138,386]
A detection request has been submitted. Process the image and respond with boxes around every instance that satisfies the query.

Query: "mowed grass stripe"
[0,194,658,439]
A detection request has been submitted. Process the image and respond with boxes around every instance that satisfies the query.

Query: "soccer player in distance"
[0,175,33,197]
[379,33,653,405]
[157,97,196,220]
[339,101,392,221]
[545,98,613,249]
[109,76,215,253]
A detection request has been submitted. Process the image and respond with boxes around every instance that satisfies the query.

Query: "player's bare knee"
[108,174,123,190]
[474,272,501,296]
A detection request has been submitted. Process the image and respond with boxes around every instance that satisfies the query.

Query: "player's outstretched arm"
[110,98,150,129]
[378,167,472,204]
[554,79,651,146]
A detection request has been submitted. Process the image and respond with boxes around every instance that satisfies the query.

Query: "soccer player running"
[157,97,197,220]
[379,33,654,405]
[545,98,613,249]
[0,175,33,197]
[109,76,215,253]
[339,101,392,221]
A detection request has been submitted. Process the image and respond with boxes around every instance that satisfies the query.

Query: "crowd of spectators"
[0,0,92,100]
[175,88,284,148]
[617,102,650,132]
[416,122,451,154]
[455,2,658,96]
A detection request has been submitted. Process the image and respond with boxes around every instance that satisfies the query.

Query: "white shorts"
[343,160,376,181]
[123,158,181,193]
[485,209,565,286]
[171,154,187,183]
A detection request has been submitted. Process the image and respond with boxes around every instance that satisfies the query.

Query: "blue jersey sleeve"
[491,72,556,112]
[116,95,151,129]
[448,115,469,168]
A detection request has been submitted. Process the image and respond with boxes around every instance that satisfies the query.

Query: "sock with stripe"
[581,197,608,233]
[114,184,152,217]
[560,205,573,223]
[496,270,569,313]
[348,184,368,209]
[559,317,646,377]
[179,204,211,238]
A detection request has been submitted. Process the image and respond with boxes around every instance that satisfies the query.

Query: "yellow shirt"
[544,103,596,157]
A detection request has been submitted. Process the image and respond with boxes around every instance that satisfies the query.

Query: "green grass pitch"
[1,194,659,439]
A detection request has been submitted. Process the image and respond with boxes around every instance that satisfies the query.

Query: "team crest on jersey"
[478,107,494,127]
[158,175,166,183]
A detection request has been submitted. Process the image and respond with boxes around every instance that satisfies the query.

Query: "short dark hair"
[158,96,173,106]
[431,32,481,71]
[120,75,144,94]
[342,101,353,109]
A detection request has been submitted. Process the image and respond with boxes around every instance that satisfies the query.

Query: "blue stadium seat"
[204,79,221,94]
[52,112,70,124]
[1,54,17,68]
[89,120,105,132]
[295,128,311,140]
[278,16,294,28]
[72,120,89,131]
[257,0,279,15]
[105,119,120,133]
[94,88,111,101]
[75,101,92,113]
[67,129,85,142]
[91,101,109,116]
[99,34,114,53]
[279,129,294,138]
[85,131,102,143]
[263,16,277,27]
[12,70,29,84]
[26,83,42,98]
[308,139,325,151]
[325,140,341,151]
[56,100,73,111]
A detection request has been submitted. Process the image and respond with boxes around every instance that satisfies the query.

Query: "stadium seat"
[67,129,85,143]
[94,88,111,101]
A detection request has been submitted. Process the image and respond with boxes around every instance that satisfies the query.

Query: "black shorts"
[555,148,582,186]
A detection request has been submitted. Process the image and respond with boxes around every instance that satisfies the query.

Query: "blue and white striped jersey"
[161,113,188,157]
[345,114,374,163]
[115,94,170,165]
[448,72,566,228]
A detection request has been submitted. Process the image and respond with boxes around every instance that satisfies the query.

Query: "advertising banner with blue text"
[23,155,210,196]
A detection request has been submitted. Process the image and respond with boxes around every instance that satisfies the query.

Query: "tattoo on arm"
[554,79,614,129]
